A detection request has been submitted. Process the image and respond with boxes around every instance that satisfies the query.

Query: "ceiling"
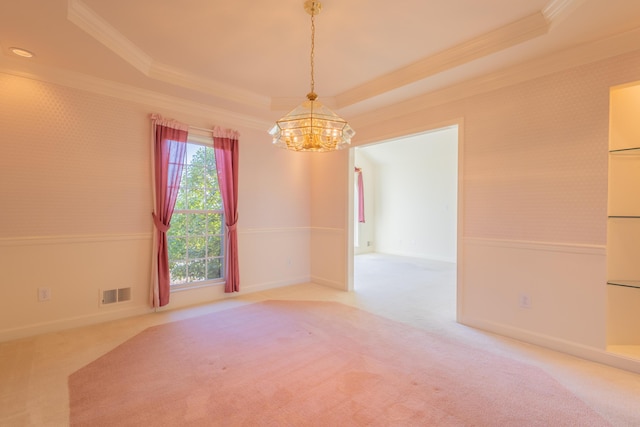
[2,0,640,129]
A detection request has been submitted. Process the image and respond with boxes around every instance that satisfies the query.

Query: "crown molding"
[149,63,270,109]
[67,0,152,74]
[67,0,269,111]
[543,0,587,26]
[334,12,550,109]
[350,27,640,131]
[0,59,272,131]
[66,0,589,116]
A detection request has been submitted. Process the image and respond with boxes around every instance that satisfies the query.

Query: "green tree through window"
[168,142,224,287]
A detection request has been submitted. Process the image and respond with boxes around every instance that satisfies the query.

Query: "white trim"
[310,227,344,235]
[234,276,312,295]
[0,304,153,343]
[67,0,152,74]
[0,233,152,247]
[0,66,272,131]
[351,29,640,129]
[154,276,313,313]
[2,22,638,133]
[170,276,312,297]
[67,0,269,111]
[464,237,606,255]
[239,227,310,235]
[149,62,269,110]
[0,276,313,342]
[542,0,586,25]
[310,275,345,290]
[461,316,640,375]
[334,12,549,109]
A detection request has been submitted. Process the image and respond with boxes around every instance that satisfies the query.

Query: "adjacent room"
[352,127,458,324]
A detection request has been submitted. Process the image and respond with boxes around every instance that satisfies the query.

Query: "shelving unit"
[607,83,640,359]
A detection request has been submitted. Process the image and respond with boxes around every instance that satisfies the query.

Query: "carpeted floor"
[69,300,610,426]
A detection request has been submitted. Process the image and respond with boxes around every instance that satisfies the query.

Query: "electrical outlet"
[519,293,532,309]
[38,287,51,302]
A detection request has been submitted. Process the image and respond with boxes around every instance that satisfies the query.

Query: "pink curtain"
[355,167,365,223]
[150,114,188,307]
[213,126,240,293]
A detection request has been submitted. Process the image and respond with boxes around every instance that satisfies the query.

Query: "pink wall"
[0,73,312,339]
[352,50,640,245]
[310,49,640,368]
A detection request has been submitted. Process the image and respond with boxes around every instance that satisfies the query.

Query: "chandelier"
[269,1,355,152]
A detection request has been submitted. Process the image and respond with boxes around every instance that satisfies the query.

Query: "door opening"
[349,125,460,321]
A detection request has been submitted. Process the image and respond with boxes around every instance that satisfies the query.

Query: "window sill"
[170,279,226,293]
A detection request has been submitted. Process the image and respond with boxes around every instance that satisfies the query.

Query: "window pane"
[187,236,206,258]
[188,259,206,282]
[188,213,206,235]
[208,236,222,257]
[204,186,222,210]
[183,165,194,188]
[192,146,207,165]
[170,261,187,285]
[207,213,224,235]
[207,235,223,257]
[186,144,201,165]
[170,213,187,236]
[185,163,205,211]
[205,144,215,166]
[168,237,187,260]
[207,258,222,280]
[187,188,204,210]
[175,184,188,210]
[190,165,205,188]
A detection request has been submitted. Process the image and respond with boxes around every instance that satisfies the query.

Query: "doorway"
[349,125,459,322]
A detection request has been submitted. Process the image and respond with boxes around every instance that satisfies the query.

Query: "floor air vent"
[101,287,132,305]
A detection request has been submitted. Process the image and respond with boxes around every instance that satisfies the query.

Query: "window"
[167,139,224,288]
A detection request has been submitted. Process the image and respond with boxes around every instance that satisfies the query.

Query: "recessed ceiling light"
[9,47,35,58]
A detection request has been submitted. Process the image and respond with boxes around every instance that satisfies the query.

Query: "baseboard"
[311,275,346,291]
[460,315,640,375]
[1,276,312,342]
[236,276,312,295]
[0,304,153,343]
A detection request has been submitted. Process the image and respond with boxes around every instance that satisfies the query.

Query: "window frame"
[168,135,226,291]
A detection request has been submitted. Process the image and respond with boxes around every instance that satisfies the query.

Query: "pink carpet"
[69,301,610,426]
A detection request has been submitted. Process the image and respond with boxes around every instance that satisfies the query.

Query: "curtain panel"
[213,126,241,293]
[150,114,188,307]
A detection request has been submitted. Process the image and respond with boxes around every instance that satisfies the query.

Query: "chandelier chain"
[268,1,354,152]
[310,10,315,95]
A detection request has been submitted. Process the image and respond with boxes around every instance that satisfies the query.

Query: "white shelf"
[607,83,640,357]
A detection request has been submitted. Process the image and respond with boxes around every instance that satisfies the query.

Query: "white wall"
[0,72,311,341]
[353,149,376,255]
[310,149,350,290]
[357,127,458,262]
